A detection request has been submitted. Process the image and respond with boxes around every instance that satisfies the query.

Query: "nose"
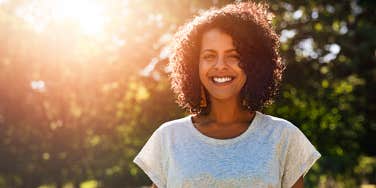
[213,55,227,70]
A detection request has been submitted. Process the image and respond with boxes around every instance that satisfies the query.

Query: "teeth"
[212,76,233,83]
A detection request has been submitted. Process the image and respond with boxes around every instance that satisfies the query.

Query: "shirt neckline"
[186,111,262,145]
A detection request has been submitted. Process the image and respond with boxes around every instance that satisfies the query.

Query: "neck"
[208,96,248,124]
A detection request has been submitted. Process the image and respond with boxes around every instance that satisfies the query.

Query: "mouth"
[211,76,235,84]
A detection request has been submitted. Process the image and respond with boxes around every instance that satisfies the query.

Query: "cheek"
[238,68,247,87]
[198,62,209,82]
[240,72,247,87]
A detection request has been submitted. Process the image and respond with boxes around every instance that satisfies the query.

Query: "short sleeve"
[281,125,321,188]
[133,128,167,188]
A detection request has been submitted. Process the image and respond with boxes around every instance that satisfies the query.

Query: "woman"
[133,2,321,188]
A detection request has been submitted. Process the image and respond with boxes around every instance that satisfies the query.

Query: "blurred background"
[0,0,375,187]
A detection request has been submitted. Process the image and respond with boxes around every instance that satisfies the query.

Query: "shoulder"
[257,112,301,136]
[259,112,294,128]
[258,113,314,154]
[154,116,191,136]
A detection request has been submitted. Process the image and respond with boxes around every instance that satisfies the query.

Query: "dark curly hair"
[169,2,285,115]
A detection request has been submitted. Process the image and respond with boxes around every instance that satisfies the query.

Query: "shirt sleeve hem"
[133,157,166,188]
[285,150,321,188]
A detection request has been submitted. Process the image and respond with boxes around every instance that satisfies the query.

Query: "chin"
[209,93,239,101]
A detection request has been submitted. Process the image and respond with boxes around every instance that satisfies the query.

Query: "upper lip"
[208,72,236,77]
[209,75,236,78]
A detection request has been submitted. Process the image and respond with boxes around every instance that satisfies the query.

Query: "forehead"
[200,28,235,51]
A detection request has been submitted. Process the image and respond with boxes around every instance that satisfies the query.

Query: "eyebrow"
[200,49,238,53]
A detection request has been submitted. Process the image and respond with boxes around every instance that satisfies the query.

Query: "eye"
[201,54,216,61]
[229,55,240,59]
[226,54,240,63]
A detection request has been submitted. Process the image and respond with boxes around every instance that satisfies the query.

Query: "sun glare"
[16,0,108,36]
[51,0,106,36]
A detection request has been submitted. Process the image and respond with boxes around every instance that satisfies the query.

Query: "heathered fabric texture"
[133,111,321,188]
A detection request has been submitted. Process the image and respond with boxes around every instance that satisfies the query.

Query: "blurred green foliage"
[0,0,375,187]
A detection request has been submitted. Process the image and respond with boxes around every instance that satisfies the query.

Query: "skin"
[194,28,253,139]
[152,28,304,188]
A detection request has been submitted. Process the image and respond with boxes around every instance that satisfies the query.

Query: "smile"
[211,76,234,84]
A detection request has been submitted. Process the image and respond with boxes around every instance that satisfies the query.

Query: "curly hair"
[169,2,285,115]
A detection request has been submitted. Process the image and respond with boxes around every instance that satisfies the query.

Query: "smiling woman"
[198,28,247,103]
[168,4,284,116]
[133,1,321,188]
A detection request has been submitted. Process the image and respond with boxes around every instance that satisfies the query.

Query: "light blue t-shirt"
[133,111,321,188]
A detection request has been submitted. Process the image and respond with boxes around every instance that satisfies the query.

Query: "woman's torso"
[163,111,287,187]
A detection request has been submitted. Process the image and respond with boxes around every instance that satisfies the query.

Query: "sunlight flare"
[51,0,107,36]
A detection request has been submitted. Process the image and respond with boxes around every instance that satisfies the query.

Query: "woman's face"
[199,28,246,101]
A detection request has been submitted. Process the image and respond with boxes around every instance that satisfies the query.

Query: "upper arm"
[133,128,168,188]
[281,123,321,187]
[291,176,304,188]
